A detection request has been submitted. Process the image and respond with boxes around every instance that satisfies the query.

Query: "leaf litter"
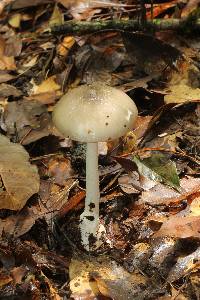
[0,0,200,299]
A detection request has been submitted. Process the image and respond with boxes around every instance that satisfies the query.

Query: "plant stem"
[80,142,100,250]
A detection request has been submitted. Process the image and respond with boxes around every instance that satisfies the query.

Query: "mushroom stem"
[80,142,100,250]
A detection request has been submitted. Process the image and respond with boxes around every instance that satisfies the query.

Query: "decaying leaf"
[0,36,16,70]
[164,62,200,103]
[3,99,52,144]
[167,247,200,282]
[140,176,200,206]
[122,32,182,74]
[133,153,180,190]
[0,83,22,97]
[31,76,61,94]
[154,215,200,239]
[69,255,147,300]
[49,4,63,27]
[0,134,39,210]
[0,178,76,237]
[8,13,21,28]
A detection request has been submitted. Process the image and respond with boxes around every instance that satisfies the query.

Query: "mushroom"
[53,82,138,250]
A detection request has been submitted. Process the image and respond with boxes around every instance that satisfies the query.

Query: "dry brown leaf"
[0,83,22,97]
[181,0,200,18]
[0,134,39,210]
[12,0,52,9]
[0,272,12,288]
[0,178,76,237]
[25,91,59,105]
[5,36,22,57]
[139,176,200,206]
[0,0,14,15]
[0,72,15,83]
[0,36,16,70]
[4,99,52,144]
[154,216,200,239]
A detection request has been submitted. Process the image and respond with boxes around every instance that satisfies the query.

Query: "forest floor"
[0,1,199,299]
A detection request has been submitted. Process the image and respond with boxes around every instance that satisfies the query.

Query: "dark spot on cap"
[88,129,92,134]
[86,216,95,221]
[124,124,127,128]
[105,122,109,126]
[106,115,109,118]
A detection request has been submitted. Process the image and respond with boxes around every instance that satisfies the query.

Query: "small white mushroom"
[53,82,138,250]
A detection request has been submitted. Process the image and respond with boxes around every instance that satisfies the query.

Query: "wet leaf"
[0,134,39,210]
[69,255,147,300]
[167,247,200,282]
[133,153,180,190]
[140,176,200,206]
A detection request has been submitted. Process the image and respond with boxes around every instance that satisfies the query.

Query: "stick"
[51,18,200,35]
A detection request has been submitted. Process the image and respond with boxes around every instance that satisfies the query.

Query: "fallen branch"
[51,18,200,35]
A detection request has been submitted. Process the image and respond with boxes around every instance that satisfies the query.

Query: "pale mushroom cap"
[53,82,138,143]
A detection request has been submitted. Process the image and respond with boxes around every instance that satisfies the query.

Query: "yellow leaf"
[32,76,61,94]
[49,4,63,27]
[57,36,75,57]
[8,13,21,28]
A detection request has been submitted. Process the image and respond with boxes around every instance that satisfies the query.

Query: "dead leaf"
[154,216,200,239]
[0,272,12,288]
[69,255,147,300]
[0,71,15,83]
[167,247,200,282]
[0,0,14,15]
[11,0,52,9]
[5,35,22,57]
[25,91,59,105]
[0,134,39,210]
[0,36,16,70]
[31,76,61,94]
[57,36,75,57]
[140,176,200,206]
[8,13,21,28]
[122,32,182,74]
[181,0,200,18]
[0,178,76,237]
[0,83,22,97]
[133,153,180,190]
[49,4,63,27]
[11,266,28,285]
[4,99,52,144]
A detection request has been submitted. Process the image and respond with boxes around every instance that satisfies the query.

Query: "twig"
[50,18,200,35]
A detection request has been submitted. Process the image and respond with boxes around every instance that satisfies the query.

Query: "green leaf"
[133,153,180,191]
